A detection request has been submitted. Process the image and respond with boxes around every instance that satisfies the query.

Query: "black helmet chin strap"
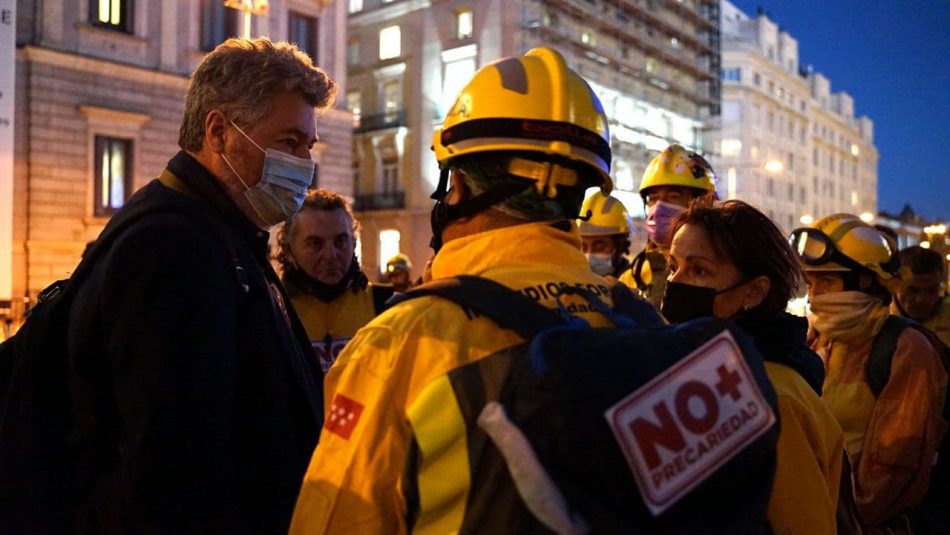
[429,168,534,252]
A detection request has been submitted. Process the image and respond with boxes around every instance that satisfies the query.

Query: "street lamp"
[799,214,814,226]
[723,158,784,199]
[859,212,874,224]
[224,0,269,39]
[762,159,784,175]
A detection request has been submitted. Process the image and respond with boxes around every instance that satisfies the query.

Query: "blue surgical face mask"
[586,252,614,277]
[222,120,315,229]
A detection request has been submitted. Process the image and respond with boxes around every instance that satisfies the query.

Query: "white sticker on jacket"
[604,330,776,516]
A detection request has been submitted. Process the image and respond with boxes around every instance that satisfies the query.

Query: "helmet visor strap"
[789,227,868,272]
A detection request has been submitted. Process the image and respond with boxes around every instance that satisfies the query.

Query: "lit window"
[200,0,238,52]
[288,11,318,61]
[347,91,361,128]
[442,58,476,117]
[381,158,399,194]
[851,143,860,157]
[646,57,657,73]
[91,0,132,33]
[379,25,401,60]
[379,230,401,273]
[94,136,133,217]
[456,9,473,39]
[581,29,596,46]
[382,79,402,117]
[347,39,360,66]
[348,0,363,13]
[670,36,680,49]
[720,139,742,157]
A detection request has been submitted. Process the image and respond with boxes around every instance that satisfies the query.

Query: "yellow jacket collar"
[432,222,585,279]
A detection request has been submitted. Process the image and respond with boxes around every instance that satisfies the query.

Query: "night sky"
[728,0,950,221]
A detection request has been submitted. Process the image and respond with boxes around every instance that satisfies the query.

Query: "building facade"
[713,1,878,233]
[5,0,350,326]
[346,0,721,279]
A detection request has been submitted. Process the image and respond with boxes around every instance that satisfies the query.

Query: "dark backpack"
[865,315,950,534]
[0,194,246,533]
[390,276,781,534]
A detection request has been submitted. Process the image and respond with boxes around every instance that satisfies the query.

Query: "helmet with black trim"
[432,47,612,197]
[790,213,900,289]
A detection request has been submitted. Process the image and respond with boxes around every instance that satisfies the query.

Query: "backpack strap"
[55,185,250,309]
[370,284,395,316]
[387,275,565,340]
[865,315,911,398]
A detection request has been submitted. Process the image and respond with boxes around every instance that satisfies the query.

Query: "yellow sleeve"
[290,325,412,535]
[617,267,638,289]
[852,329,948,528]
[765,363,844,535]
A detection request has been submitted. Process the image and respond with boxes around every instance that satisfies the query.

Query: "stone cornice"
[20,46,190,91]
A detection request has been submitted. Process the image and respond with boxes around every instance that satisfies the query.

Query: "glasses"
[788,227,867,272]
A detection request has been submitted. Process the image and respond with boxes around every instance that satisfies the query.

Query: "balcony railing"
[354,191,405,211]
[354,110,407,133]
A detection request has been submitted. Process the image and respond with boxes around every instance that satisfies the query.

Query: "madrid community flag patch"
[325,393,364,440]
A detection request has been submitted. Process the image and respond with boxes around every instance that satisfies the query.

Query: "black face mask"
[660,279,748,324]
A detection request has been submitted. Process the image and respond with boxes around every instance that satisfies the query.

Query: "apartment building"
[346,0,720,279]
[714,1,878,233]
[4,0,350,324]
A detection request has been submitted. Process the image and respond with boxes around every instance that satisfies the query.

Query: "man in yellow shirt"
[278,189,392,374]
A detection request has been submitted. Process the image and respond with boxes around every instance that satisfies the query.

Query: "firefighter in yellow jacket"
[576,191,633,278]
[278,189,392,374]
[625,144,716,307]
[792,214,948,530]
[290,48,617,534]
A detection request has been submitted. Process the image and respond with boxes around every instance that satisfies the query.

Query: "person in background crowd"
[626,144,716,306]
[290,47,618,534]
[663,199,845,534]
[791,214,948,531]
[278,189,393,374]
[576,191,633,278]
[60,38,334,532]
[892,245,950,345]
[383,253,414,292]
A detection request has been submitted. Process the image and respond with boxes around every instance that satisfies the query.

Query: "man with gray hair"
[53,38,336,532]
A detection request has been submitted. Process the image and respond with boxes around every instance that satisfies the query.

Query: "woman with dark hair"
[662,199,845,534]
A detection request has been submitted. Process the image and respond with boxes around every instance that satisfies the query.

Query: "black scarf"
[284,256,368,303]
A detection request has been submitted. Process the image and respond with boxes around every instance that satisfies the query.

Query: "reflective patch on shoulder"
[604,330,776,516]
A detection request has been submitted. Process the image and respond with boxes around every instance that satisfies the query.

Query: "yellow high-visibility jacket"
[621,246,670,309]
[290,222,614,535]
[286,278,383,373]
[764,362,844,535]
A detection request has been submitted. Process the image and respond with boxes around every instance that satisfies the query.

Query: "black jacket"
[736,310,825,394]
[66,152,322,534]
